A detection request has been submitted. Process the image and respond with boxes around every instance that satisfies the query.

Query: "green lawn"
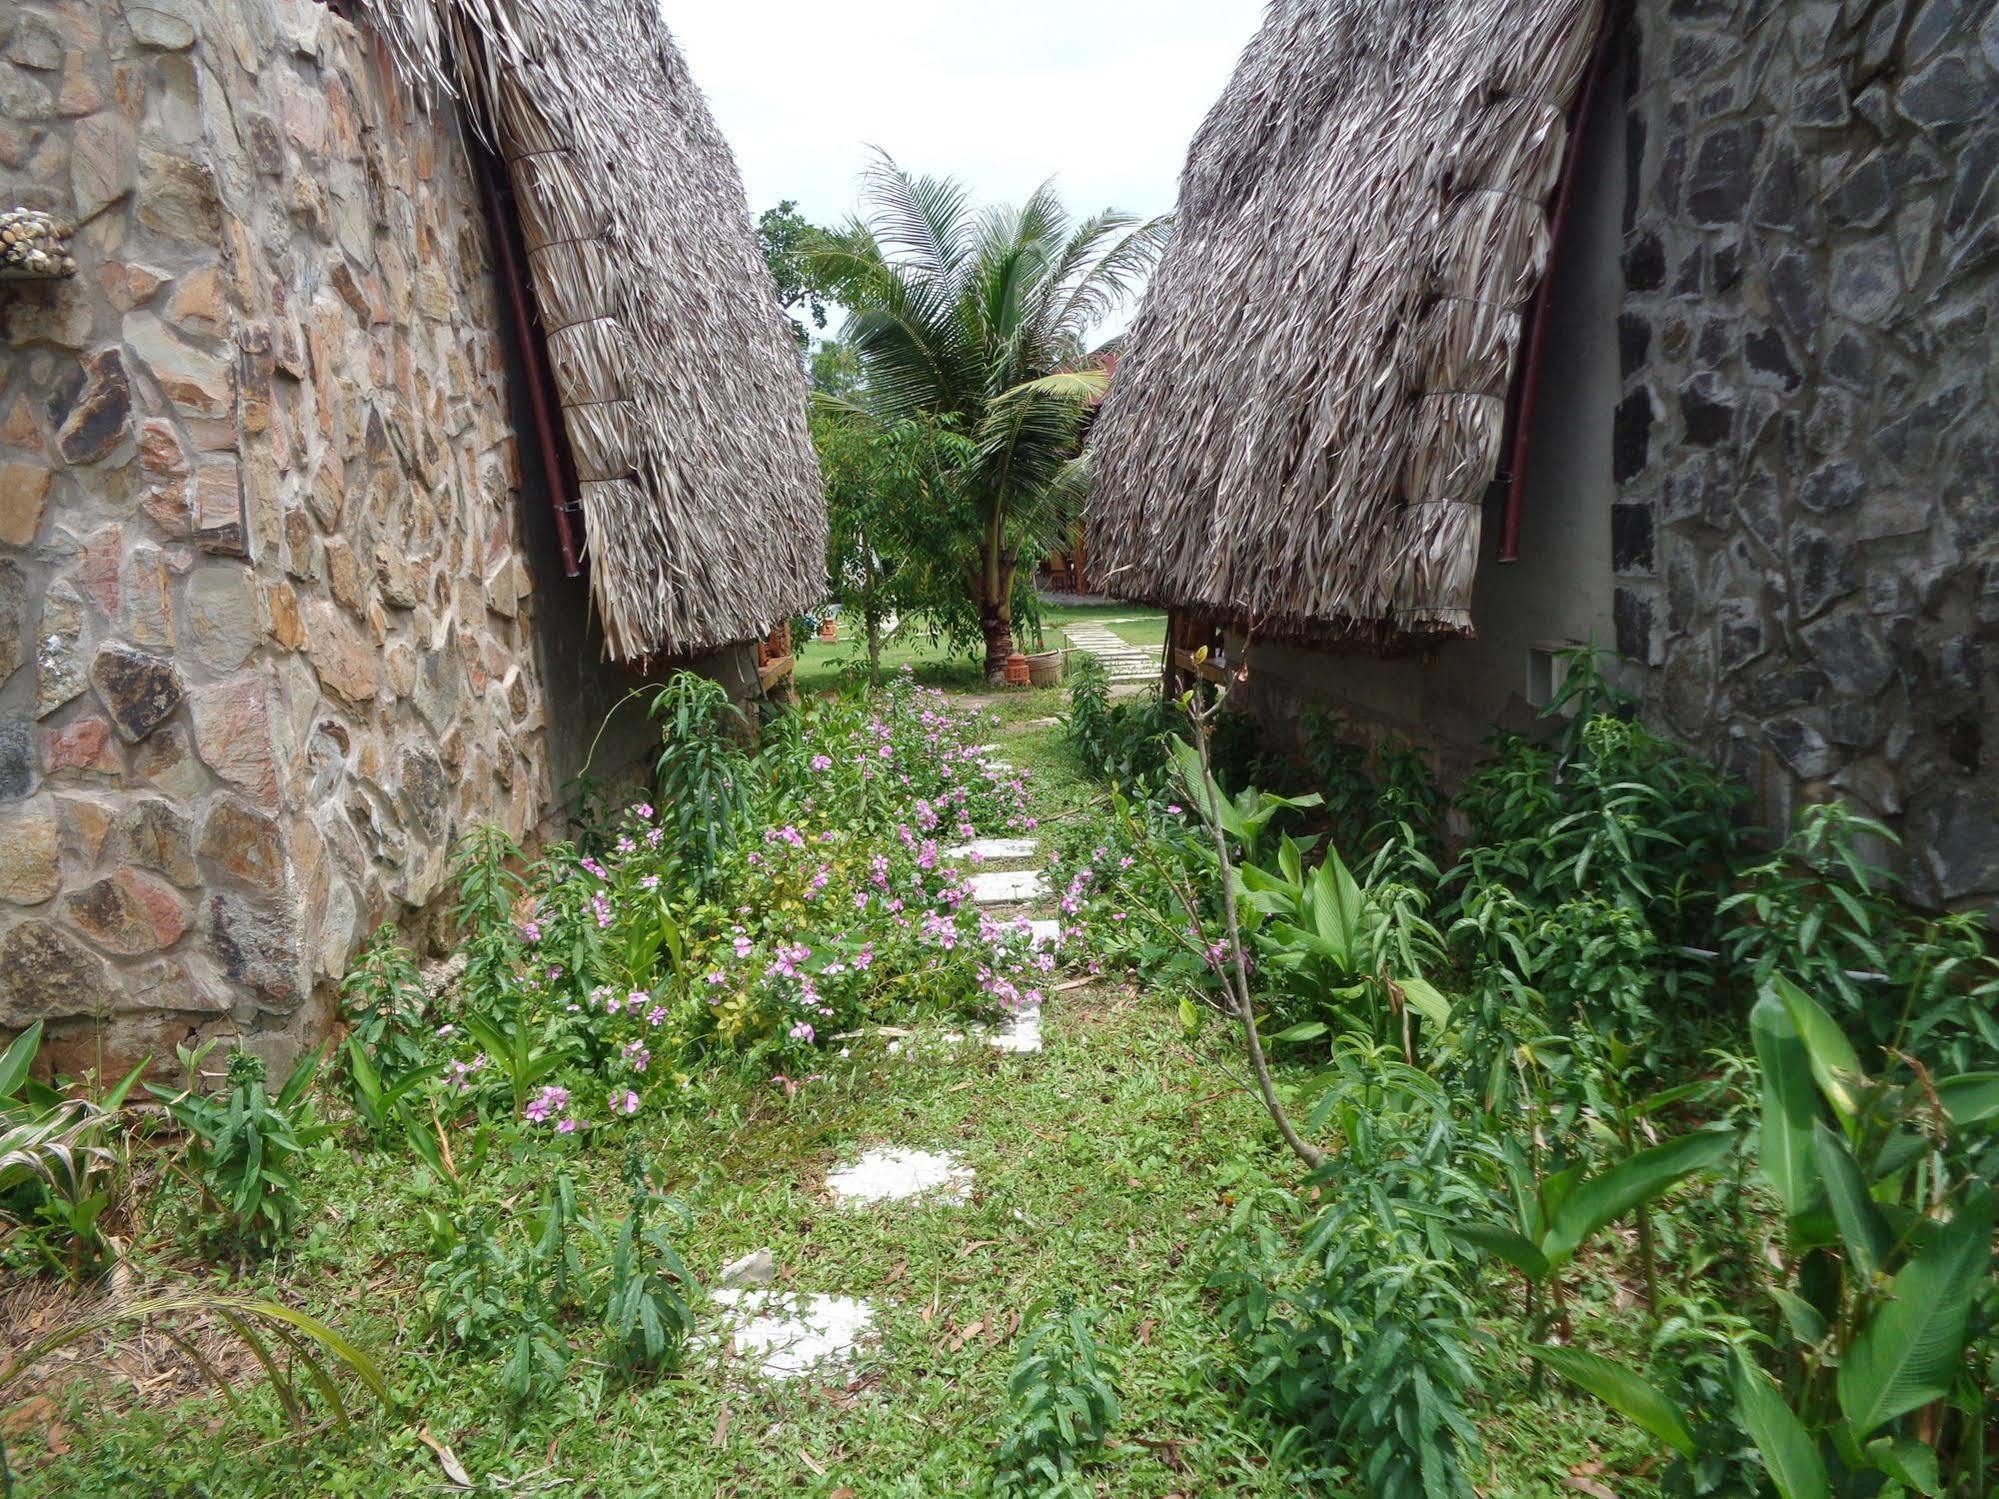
[792,603,1165,698]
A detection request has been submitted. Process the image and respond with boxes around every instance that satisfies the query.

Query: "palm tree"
[814,155,1168,682]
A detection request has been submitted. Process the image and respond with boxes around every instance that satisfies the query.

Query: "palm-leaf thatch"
[1085,0,1604,646]
[358,0,825,661]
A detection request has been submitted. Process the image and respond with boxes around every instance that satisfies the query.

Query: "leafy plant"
[150,1046,329,1257]
[339,924,432,1084]
[603,1155,699,1376]
[1451,1126,1735,1339]
[1215,1050,1487,1499]
[991,1301,1120,1498]
[650,670,756,881]
[0,1289,388,1486]
[0,1023,145,1280]
[448,824,526,1007]
[1535,977,1998,1494]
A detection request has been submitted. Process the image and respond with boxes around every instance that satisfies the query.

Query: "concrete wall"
[1235,54,1629,788]
[0,0,562,1074]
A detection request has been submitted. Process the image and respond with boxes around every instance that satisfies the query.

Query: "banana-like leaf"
[1934,1072,1999,1126]
[1751,988,1823,1224]
[1528,1344,1696,1458]
[1768,976,1865,1119]
[1542,1128,1737,1266]
[1810,1121,1889,1281]
[1396,975,1452,1030]
[1865,1436,1941,1495]
[1769,1287,1829,1347]
[1446,1223,1549,1280]
[1837,1187,1995,1436]
[1732,1350,1829,1499]
[0,1021,42,1101]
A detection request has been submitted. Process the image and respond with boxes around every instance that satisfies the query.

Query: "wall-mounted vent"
[1525,642,1578,711]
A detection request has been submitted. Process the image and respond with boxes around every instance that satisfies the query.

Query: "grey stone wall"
[1614,0,1999,909]
[0,0,558,1075]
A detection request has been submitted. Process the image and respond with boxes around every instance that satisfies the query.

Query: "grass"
[792,603,1165,697]
[12,699,1655,1498]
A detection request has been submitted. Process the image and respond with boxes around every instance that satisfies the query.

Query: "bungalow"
[1085,0,1997,912]
[0,0,825,1072]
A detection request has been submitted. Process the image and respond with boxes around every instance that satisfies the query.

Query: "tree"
[812,408,971,681]
[757,200,838,347]
[813,155,1168,682]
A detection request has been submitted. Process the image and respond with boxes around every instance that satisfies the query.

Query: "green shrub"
[991,1301,1120,1498]
[151,1044,330,1257]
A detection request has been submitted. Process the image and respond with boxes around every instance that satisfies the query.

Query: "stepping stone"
[986,1004,1043,1054]
[1028,918,1062,949]
[944,836,1039,862]
[719,1247,776,1287]
[826,1147,974,1205]
[968,869,1049,904]
[710,1291,874,1380]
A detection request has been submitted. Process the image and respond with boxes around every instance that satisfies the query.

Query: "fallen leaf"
[947,1079,977,1092]
[798,1448,827,1476]
[1136,1318,1157,1345]
[417,1427,473,1488]
[712,1405,730,1448]
[950,1320,986,1351]
[1563,1478,1616,1499]
[882,1259,909,1287]
[831,1490,857,1498]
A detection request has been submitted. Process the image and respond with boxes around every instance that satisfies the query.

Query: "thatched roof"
[359,0,825,660]
[1085,0,1603,646]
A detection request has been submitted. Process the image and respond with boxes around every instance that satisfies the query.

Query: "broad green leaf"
[1177,995,1200,1039]
[1732,1351,1829,1499]
[1751,988,1822,1223]
[0,1021,42,1101]
[1396,975,1451,1030]
[1527,1344,1696,1457]
[1769,976,1865,1119]
[1543,1128,1736,1266]
[1272,1021,1328,1044]
[1810,1121,1889,1281]
[1277,836,1302,890]
[1769,1287,1828,1346]
[1934,1071,1999,1126]
[1446,1223,1549,1280]
[1838,1187,1995,1436]
[1864,1436,1940,1495]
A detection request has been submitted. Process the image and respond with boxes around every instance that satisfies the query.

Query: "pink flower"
[789,1022,816,1043]
[556,1117,579,1135]
[810,754,832,771]
[612,1088,640,1116]
[524,1085,571,1124]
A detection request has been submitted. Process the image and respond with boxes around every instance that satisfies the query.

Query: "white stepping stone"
[710,1290,873,1380]
[1028,918,1062,949]
[944,836,1039,862]
[986,1005,1043,1054]
[969,868,1049,904]
[826,1147,974,1205]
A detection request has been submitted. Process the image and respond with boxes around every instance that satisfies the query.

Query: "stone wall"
[1612,0,1999,908]
[0,0,557,1074]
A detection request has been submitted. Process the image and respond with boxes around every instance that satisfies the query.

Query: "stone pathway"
[1059,619,1162,684]
[709,747,1068,1382]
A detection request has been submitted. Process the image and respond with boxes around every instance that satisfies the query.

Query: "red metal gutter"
[1497,15,1617,563]
[474,147,584,578]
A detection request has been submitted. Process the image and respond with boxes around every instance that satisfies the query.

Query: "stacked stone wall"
[0,0,555,1073]
[1614,0,1998,907]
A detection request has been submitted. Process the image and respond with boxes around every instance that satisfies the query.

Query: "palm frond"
[0,1290,391,1436]
[860,150,977,285]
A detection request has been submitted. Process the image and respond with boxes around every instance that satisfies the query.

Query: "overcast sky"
[666,1,1269,335]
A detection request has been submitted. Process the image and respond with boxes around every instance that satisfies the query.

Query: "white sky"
[666,1,1269,336]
